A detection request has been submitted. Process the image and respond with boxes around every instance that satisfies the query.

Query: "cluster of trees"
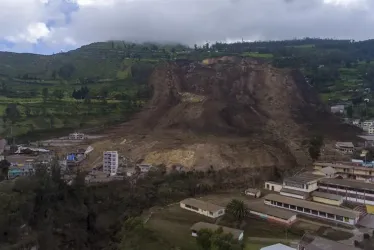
[0,162,272,250]
[195,227,244,250]
[308,135,324,161]
[72,86,90,100]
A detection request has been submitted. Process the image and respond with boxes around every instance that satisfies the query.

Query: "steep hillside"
[101,57,358,170]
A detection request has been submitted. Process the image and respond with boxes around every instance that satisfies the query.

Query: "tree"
[196,229,213,250]
[346,105,353,118]
[3,104,21,139]
[42,87,49,102]
[196,227,244,250]
[51,70,57,80]
[52,89,64,100]
[0,159,10,180]
[226,199,249,223]
[58,63,76,80]
[308,135,324,161]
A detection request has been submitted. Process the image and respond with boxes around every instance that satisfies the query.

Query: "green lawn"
[146,204,214,250]
[242,52,274,58]
[245,242,271,250]
[146,203,305,250]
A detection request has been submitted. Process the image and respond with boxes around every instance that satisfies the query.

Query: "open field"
[145,191,357,249]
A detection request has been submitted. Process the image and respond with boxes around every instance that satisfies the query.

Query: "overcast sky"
[0,0,373,54]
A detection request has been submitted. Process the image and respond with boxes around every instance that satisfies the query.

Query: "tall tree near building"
[0,159,10,180]
[226,199,249,224]
[308,135,324,161]
[196,227,244,250]
[346,105,353,118]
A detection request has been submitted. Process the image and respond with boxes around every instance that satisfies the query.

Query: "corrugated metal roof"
[319,178,374,192]
[264,194,359,219]
[312,191,342,201]
[180,198,224,213]
[190,222,243,239]
[247,201,296,220]
[284,172,323,184]
[280,188,310,199]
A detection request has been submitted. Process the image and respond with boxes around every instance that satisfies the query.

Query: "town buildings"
[335,142,355,154]
[136,163,153,173]
[318,178,374,205]
[68,132,86,140]
[264,194,360,225]
[180,198,225,218]
[103,151,118,176]
[330,105,345,114]
[190,222,244,241]
[314,162,374,182]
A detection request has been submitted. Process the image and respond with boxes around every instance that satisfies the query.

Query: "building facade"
[335,142,354,154]
[180,198,225,218]
[69,132,86,140]
[318,178,374,206]
[314,162,374,182]
[264,194,360,225]
[103,151,118,176]
[264,181,282,192]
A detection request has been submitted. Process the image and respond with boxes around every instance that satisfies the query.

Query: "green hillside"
[1,38,374,140]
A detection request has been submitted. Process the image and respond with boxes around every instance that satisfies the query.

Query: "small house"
[190,222,244,241]
[335,142,354,154]
[313,166,337,178]
[330,105,345,114]
[264,181,282,192]
[244,188,261,198]
[137,164,153,173]
[180,198,225,218]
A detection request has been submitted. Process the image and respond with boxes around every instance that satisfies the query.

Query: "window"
[319,212,326,217]
[185,204,198,211]
[297,206,303,212]
[283,204,289,208]
[276,202,282,206]
[312,210,318,215]
[290,205,296,210]
[271,201,275,205]
[336,216,343,221]
[344,217,349,222]
[327,213,335,219]
[304,208,311,213]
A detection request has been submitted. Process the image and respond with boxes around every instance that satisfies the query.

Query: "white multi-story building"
[103,151,118,176]
[368,126,374,135]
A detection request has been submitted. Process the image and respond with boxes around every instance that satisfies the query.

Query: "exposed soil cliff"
[101,57,358,170]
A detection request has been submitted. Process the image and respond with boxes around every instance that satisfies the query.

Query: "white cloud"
[6,22,50,44]
[1,0,374,53]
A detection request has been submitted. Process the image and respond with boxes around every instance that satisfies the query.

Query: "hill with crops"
[1,38,374,140]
